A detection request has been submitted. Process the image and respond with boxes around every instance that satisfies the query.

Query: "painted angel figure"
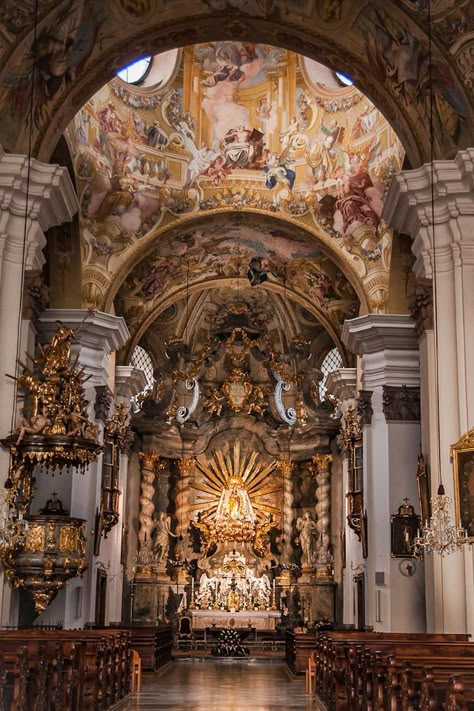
[306,120,348,182]
[296,512,317,567]
[153,512,177,563]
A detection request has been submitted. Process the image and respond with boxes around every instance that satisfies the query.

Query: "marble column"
[326,368,360,626]
[383,149,474,634]
[174,457,194,584]
[35,309,129,627]
[343,314,425,632]
[276,459,294,585]
[311,454,333,579]
[138,452,161,573]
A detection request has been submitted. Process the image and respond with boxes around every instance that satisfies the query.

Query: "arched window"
[130,345,155,410]
[116,55,152,84]
[319,347,343,400]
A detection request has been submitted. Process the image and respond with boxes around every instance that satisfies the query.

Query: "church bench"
[313,632,474,710]
[285,630,317,675]
[0,629,131,710]
[0,638,78,710]
[368,652,474,711]
[107,623,173,671]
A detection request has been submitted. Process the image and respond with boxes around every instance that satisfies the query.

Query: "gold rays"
[189,444,280,519]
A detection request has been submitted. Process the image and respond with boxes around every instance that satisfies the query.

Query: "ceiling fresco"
[115,222,357,357]
[0,0,472,164]
[70,42,404,322]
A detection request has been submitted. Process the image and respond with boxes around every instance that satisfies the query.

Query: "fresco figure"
[146,120,168,149]
[262,152,296,190]
[223,125,253,167]
[333,151,382,235]
[307,120,347,182]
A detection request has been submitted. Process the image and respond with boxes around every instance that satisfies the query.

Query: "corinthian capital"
[139,451,161,471]
[276,460,294,477]
[178,458,195,476]
[311,453,333,472]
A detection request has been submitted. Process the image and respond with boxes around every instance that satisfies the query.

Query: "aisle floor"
[125,658,317,710]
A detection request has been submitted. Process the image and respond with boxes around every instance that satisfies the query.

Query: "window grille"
[130,346,154,386]
[130,346,155,411]
[319,347,343,400]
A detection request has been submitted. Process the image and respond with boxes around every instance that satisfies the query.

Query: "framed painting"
[451,427,474,542]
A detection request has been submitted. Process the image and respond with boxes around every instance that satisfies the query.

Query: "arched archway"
[0,1,471,164]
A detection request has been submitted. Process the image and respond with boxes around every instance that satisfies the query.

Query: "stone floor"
[125,659,318,710]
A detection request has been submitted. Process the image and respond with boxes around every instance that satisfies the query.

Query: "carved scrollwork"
[273,371,296,426]
[176,377,200,423]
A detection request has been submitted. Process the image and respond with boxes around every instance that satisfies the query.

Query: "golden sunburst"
[188,442,281,520]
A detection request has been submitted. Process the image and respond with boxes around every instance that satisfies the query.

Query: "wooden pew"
[313,631,474,710]
[0,628,131,710]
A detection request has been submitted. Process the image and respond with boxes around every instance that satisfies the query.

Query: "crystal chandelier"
[414,485,466,557]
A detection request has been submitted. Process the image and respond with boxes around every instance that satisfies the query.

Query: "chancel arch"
[1,3,474,704]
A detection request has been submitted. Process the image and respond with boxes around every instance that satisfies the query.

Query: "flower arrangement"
[214,628,248,657]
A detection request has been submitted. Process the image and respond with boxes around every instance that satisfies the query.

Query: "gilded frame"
[451,427,474,542]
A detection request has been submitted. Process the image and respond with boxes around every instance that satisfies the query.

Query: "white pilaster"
[0,148,78,626]
[105,366,146,623]
[326,368,360,627]
[342,315,425,632]
[383,149,474,634]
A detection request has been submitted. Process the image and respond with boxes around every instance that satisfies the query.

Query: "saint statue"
[228,486,244,519]
[153,512,177,563]
[296,511,317,567]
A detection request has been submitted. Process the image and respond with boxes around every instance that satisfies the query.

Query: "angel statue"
[153,512,177,563]
[296,512,317,567]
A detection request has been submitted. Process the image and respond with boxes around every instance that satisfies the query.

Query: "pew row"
[312,631,474,711]
[0,628,132,710]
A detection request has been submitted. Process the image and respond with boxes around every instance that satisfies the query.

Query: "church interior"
[0,0,473,708]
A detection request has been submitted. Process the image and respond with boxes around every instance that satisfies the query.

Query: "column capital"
[115,365,148,402]
[382,149,474,280]
[311,453,333,472]
[139,451,163,471]
[342,314,419,389]
[38,309,129,386]
[0,147,78,271]
[325,368,357,404]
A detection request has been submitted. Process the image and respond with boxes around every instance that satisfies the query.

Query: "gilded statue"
[253,515,277,556]
[37,321,82,375]
[9,321,99,445]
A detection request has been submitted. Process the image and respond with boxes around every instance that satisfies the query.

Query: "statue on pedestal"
[153,512,176,563]
[296,512,317,567]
